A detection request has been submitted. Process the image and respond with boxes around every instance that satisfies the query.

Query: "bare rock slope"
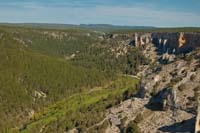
[100,32,200,133]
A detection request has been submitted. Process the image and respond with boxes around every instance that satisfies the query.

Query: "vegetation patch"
[18,76,139,133]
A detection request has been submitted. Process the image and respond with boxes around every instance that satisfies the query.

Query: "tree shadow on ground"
[158,117,195,133]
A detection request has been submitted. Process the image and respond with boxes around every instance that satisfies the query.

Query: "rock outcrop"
[195,86,200,133]
[106,32,200,56]
[147,88,177,111]
[151,32,200,54]
[100,31,200,133]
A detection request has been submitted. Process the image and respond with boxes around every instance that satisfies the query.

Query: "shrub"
[125,121,140,133]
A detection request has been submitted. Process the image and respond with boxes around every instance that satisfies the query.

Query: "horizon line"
[0,22,200,29]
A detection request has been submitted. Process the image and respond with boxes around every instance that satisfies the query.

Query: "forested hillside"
[0,26,143,132]
[0,27,114,130]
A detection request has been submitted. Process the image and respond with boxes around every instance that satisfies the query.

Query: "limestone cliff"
[151,32,200,54]
[105,32,200,55]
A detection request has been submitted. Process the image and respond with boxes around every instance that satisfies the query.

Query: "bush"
[125,121,140,133]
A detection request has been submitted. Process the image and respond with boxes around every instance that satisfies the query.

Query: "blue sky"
[0,0,200,27]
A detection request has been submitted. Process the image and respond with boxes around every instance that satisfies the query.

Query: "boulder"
[147,88,177,111]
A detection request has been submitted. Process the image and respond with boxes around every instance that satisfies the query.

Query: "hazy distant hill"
[79,24,156,31]
[0,23,156,32]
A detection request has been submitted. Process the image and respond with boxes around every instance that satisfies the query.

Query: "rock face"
[195,87,200,133]
[133,32,200,64]
[135,33,151,47]
[195,103,200,133]
[106,32,200,55]
[151,32,200,54]
[179,32,186,47]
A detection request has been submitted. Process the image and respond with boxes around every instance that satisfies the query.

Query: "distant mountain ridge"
[79,24,156,31]
[0,23,156,31]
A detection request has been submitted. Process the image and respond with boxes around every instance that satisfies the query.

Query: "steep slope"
[0,29,110,130]
[19,76,139,133]
[101,31,200,133]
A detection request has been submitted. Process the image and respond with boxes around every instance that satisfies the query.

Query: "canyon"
[1,25,200,133]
